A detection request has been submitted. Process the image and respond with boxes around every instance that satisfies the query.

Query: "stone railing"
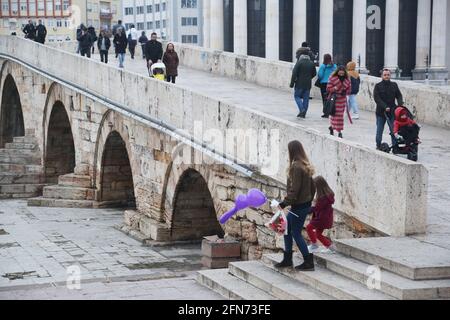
[0,36,428,236]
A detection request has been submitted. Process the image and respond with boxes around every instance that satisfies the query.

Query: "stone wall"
[0,36,428,237]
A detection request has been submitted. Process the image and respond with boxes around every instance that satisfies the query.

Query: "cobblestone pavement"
[94,54,450,249]
[0,200,221,299]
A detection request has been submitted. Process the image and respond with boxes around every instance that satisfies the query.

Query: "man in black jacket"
[23,20,36,40]
[77,26,93,58]
[373,69,404,149]
[145,32,163,66]
[35,20,47,44]
[290,48,317,118]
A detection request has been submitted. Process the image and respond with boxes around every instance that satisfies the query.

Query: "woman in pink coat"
[326,66,352,138]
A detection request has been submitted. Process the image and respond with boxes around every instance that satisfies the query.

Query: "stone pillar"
[265,0,279,60]
[412,0,431,79]
[352,0,368,73]
[384,0,400,74]
[319,0,333,59]
[430,0,449,80]
[292,0,307,61]
[210,0,224,50]
[203,0,211,48]
[234,0,247,55]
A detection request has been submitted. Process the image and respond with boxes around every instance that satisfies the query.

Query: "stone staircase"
[0,136,46,199]
[198,237,450,300]
[27,173,98,208]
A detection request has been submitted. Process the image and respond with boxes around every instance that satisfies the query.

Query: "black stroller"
[379,106,421,162]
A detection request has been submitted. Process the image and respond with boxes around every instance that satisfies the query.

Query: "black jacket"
[373,80,404,117]
[87,27,97,42]
[35,24,47,43]
[290,56,317,90]
[113,33,128,53]
[139,35,148,45]
[97,36,111,51]
[77,31,93,50]
[145,40,163,63]
[23,24,36,40]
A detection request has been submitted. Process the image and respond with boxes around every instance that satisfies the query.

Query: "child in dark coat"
[306,176,335,253]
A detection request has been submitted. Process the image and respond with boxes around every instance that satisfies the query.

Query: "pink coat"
[310,195,335,230]
[327,76,351,132]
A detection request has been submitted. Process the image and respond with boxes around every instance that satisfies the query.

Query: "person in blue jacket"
[317,54,337,118]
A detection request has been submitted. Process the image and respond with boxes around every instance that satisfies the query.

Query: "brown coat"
[281,161,316,208]
[163,51,179,76]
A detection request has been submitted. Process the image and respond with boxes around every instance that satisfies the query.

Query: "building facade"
[122,0,203,45]
[204,0,450,80]
[0,1,122,42]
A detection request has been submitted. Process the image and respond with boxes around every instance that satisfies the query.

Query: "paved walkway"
[94,54,450,248]
[0,200,220,299]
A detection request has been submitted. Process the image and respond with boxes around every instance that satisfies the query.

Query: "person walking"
[114,28,128,68]
[127,25,138,59]
[347,61,361,120]
[295,42,316,63]
[163,43,179,84]
[326,66,352,138]
[35,20,47,44]
[112,20,123,58]
[145,32,163,67]
[374,69,404,150]
[22,20,36,40]
[275,140,316,272]
[306,176,335,254]
[290,47,317,118]
[97,30,111,64]
[138,31,148,59]
[77,26,93,58]
[317,54,337,118]
[87,25,98,54]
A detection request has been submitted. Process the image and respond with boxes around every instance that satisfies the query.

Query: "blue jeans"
[376,114,395,147]
[294,88,310,114]
[118,53,125,68]
[348,95,359,114]
[284,206,310,258]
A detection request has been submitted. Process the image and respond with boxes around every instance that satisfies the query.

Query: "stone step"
[27,197,97,208]
[262,254,395,300]
[0,164,44,174]
[58,174,91,188]
[0,154,41,165]
[314,251,450,300]
[0,173,44,184]
[4,142,37,150]
[335,238,450,280]
[228,261,333,300]
[197,269,276,300]
[0,184,46,196]
[0,148,39,157]
[43,185,96,200]
[13,136,38,144]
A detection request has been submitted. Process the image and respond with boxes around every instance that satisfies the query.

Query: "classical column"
[203,0,211,48]
[384,0,400,74]
[234,0,247,55]
[265,0,279,60]
[430,0,449,80]
[319,0,333,59]
[210,0,224,50]
[412,0,431,79]
[292,0,307,61]
[352,0,368,73]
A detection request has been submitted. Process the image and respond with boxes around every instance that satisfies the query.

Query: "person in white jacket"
[127,25,139,59]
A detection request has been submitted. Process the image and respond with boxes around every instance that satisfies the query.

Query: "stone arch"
[94,110,136,207]
[0,74,25,148]
[44,101,75,183]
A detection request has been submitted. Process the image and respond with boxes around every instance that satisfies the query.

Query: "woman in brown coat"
[163,43,179,83]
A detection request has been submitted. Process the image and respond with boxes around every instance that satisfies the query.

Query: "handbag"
[314,77,321,88]
[325,93,337,116]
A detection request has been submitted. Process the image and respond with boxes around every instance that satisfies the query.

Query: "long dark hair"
[314,176,334,200]
[323,54,333,65]
[331,65,349,78]
[288,141,315,177]
[166,42,175,52]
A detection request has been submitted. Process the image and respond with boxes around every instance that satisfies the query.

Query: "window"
[155,21,160,29]
[137,6,144,14]
[20,2,27,12]
[155,4,160,12]
[181,0,197,8]
[147,21,153,30]
[11,0,18,15]
[124,7,133,15]
[2,1,9,15]
[137,22,144,30]
[162,20,166,28]
[162,2,166,11]
[56,20,62,27]
[29,2,36,15]
[223,0,234,52]
[182,35,198,43]
[46,1,53,14]
[147,5,152,13]
[63,0,70,11]
[64,19,70,27]
[181,17,198,26]
[247,0,266,58]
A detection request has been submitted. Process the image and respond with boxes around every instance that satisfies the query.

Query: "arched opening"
[100,131,135,207]
[171,169,224,241]
[45,102,75,184]
[0,75,25,148]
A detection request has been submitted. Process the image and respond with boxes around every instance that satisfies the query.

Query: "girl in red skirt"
[326,66,352,138]
[307,176,335,253]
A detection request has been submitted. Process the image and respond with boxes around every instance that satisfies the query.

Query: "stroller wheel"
[380,143,391,154]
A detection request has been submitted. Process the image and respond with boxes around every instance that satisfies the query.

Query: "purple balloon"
[219,194,247,224]
[246,189,267,208]
[219,190,267,224]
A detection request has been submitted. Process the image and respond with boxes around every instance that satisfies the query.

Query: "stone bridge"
[0,36,431,261]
